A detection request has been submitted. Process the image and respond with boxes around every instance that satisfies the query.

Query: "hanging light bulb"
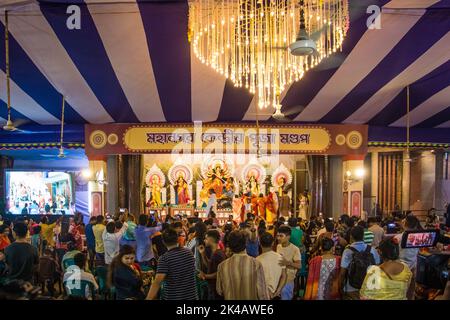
[189,0,349,109]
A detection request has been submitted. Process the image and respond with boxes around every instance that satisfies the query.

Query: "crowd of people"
[0,206,449,300]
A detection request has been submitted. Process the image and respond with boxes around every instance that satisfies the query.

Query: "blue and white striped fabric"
[0,0,449,141]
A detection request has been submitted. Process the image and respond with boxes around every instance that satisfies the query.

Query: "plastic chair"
[94,266,111,300]
[196,277,209,300]
[62,258,76,272]
[63,279,97,300]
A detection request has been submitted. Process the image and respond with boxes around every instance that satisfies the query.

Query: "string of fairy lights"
[189,0,349,112]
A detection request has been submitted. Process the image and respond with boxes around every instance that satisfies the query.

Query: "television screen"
[5,171,74,215]
[401,230,439,249]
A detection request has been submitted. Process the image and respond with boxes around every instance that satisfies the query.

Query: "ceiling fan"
[38,95,75,159]
[2,10,31,133]
[247,104,306,123]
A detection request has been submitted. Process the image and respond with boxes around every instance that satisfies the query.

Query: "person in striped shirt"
[146,228,198,300]
[358,221,375,245]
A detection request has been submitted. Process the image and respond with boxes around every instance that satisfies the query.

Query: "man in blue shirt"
[339,225,380,300]
[84,216,97,270]
[135,214,162,268]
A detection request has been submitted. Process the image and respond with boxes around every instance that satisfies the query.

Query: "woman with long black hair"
[108,245,145,300]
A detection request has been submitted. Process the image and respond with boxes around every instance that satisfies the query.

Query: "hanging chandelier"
[189,0,349,111]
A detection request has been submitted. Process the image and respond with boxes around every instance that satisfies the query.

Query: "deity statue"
[298,189,310,220]
[148,174,162,207]
[174,174,190,205]
[208,164,227,198]
[245,174,259,196]
[224,177,235,199]
[277,176,286,197]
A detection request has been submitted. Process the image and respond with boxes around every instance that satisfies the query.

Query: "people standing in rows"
[147,228,198,300]
[339,226,380,300]
[216,230,268,300]
[257,232,287,299]
[276,225,301,300]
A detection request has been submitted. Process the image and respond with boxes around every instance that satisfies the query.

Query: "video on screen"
[404,231,438,248]
[5,171,74,215]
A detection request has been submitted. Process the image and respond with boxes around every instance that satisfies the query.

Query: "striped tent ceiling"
[0,0,449,146]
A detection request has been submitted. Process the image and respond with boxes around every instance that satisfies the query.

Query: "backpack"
[347,245,376,289]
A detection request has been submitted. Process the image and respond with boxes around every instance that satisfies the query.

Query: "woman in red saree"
[304,238,341,300]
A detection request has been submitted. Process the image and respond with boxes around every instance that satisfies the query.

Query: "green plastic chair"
[196,277,209,300]
[94,266,112,300]
[63,279,97,300]
[62,258,76,272]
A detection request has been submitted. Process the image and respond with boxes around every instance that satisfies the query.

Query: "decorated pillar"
[371,151,379,208]
[117,155,143,218]
[342,155,365,218]
[308,155,329,217]
[106,155,118,216]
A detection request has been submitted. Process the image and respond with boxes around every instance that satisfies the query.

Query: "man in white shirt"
[257,232,287,299]
[102,220,128,265]
[276,225,301,300]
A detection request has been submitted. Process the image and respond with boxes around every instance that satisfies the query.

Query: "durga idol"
[174,174,190,205]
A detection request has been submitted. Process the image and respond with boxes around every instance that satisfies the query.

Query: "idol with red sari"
[304,254,341,300]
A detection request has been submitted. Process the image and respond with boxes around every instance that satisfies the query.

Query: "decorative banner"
[85,123,368,156]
